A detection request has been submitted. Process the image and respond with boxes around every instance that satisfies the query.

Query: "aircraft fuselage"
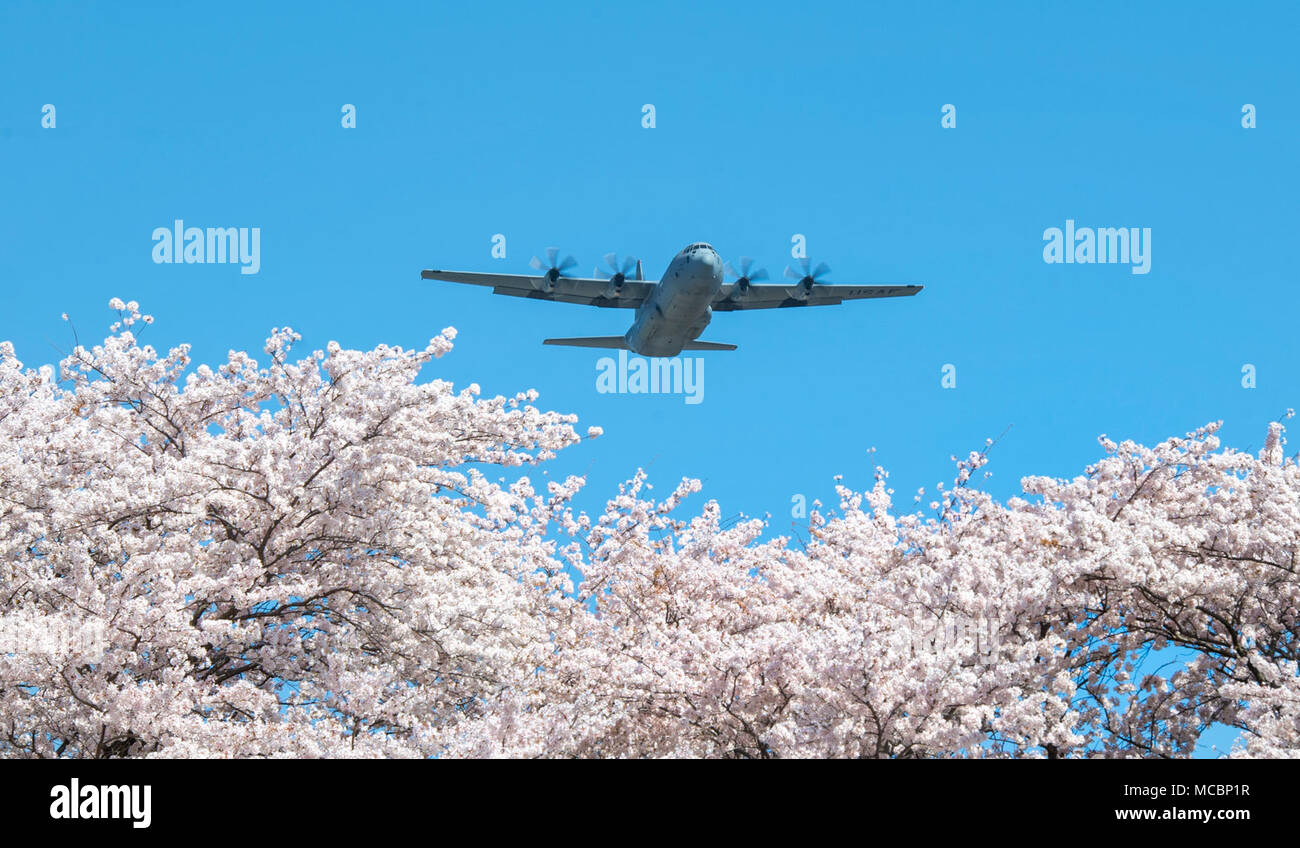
[625,242,723,356]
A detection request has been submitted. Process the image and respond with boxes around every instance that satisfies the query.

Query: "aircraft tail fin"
[543,336,630,349]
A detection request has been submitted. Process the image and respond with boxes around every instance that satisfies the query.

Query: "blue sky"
[2,1,1296,755]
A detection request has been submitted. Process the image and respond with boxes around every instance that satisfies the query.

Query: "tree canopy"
[1,301,1296,758]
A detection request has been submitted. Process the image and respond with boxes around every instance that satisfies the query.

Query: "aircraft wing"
[711,283,923,311]
[421,269,653,309]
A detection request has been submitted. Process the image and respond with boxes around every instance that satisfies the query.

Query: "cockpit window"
[684,242,713,252]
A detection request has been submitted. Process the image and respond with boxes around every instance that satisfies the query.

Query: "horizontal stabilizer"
[543,336,630,349]
[681,340,737,351]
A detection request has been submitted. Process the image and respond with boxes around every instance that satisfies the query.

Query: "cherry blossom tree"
[1,300,1296,758]
[504,422,1299,759]
[0,299,595,757]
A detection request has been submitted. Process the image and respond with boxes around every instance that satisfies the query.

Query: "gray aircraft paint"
[623,243,722,356]
[421,241,922,357]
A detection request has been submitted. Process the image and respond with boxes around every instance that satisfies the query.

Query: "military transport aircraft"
[421,242,922,357]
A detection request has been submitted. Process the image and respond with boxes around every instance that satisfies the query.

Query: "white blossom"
[1,302,1297,758]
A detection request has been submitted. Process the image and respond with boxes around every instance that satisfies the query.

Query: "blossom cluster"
[0,301,1295,758]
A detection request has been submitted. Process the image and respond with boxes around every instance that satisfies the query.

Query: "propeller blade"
[810,261,830,280]
[784,265,802,281]
[750,268,769,281]
[530,247,578,281]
